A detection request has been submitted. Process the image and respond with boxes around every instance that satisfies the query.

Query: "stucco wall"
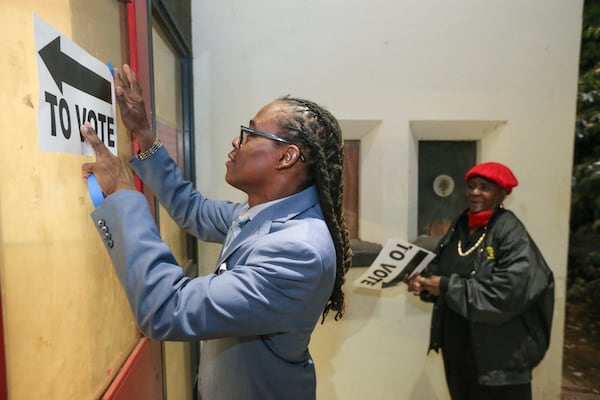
[191,1,583,398]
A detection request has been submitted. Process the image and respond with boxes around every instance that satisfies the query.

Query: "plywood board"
[0,2,141,398]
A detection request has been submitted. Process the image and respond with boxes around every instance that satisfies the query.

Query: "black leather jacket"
[422,208,555,386]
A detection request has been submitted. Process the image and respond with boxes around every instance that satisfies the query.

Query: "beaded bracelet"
[137,139,163,161]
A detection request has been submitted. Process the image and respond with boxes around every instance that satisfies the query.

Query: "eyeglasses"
[239,125,305,162]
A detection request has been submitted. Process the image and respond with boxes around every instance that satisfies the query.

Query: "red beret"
[465,162,518,194]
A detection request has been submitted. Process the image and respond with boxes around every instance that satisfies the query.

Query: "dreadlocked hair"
[275,95,353,322]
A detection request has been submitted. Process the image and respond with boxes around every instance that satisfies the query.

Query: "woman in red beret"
[407,162,554,400]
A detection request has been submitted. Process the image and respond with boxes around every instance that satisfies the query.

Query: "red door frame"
[103,1,164,398]
[0,291,7,399]
[102,338,163,400]
[0,3,163,399]
[127,0,157,216]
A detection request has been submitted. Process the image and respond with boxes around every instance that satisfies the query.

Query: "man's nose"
[232,136,241,148]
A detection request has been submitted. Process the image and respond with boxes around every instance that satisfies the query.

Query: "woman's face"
[465,176,506,213]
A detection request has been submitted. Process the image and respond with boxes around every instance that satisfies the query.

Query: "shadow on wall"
[350,238,382,267]
[407,361,449,400]
[311,266,447,400]
[311,276,379,399]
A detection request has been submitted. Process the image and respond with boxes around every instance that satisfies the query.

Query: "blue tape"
[87,173,106,208]
[107,61,114,76]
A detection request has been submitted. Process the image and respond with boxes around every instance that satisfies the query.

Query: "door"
[151,15,197,400]
[103,1,196,398]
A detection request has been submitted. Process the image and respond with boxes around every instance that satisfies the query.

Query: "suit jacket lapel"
[215,218,271,267]
[213,186,320,271]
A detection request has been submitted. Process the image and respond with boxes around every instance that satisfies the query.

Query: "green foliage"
[573,0,600,232]
[569,0,600,305]
[570,161,600,230]
[567,250,600,304]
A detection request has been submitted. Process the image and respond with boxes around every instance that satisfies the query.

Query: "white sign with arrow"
[34,14,117,156]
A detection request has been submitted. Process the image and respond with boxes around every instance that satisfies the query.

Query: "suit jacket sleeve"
[91,189,334,341]
[130,146,240,243]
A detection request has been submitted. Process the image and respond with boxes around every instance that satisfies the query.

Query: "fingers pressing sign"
[81,122,135,196]
[80,64,150,202]
[113,64,155,150]
[81,121,111,161]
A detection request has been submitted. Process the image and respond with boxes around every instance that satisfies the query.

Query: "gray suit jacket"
[91,147,336,399]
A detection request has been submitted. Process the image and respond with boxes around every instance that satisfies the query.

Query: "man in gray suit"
[81,64,352,400]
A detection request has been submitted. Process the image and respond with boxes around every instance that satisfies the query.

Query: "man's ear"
[276,145,302,169]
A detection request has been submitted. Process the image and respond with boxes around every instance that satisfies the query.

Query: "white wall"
[191,1,583,398]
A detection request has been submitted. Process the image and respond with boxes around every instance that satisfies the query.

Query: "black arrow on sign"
[38,36,112,104]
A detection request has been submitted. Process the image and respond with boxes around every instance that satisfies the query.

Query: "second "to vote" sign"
[354,239,436,290]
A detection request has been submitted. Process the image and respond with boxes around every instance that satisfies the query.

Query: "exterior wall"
[192,1,583,399]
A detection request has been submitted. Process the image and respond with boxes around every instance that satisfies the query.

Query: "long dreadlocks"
[274,96,352,322]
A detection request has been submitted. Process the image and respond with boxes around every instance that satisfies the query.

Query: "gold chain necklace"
[457,233,486,257]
